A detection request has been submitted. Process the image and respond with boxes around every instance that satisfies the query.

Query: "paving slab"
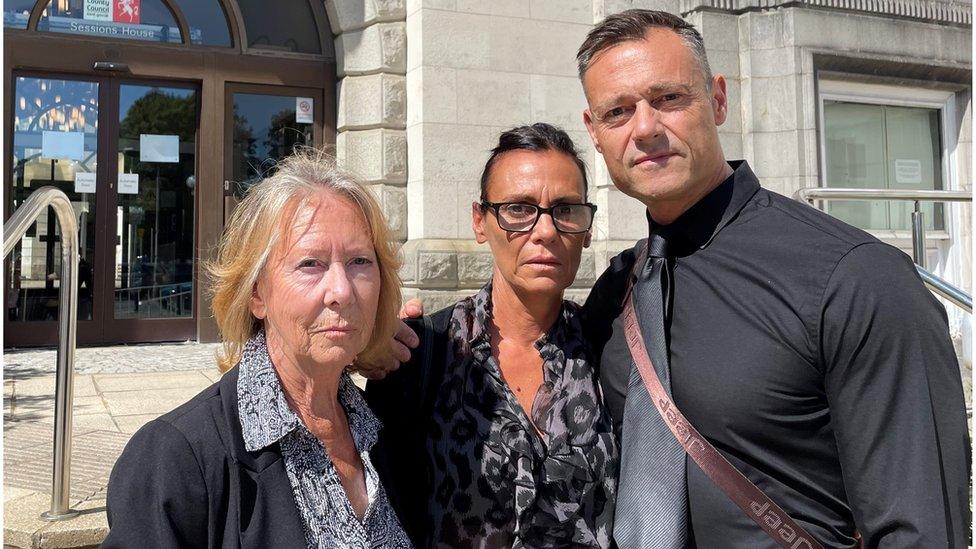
[111,413,162,435]
[93,370,213,393]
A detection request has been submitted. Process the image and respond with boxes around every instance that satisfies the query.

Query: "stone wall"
[325,0,971,320]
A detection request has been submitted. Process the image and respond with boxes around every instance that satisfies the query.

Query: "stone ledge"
[681,0,971,26]
[4,492,105,549]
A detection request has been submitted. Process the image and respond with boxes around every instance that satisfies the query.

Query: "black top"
[366,285,617,548]
[582,161,970,548]
[103,367,308,549]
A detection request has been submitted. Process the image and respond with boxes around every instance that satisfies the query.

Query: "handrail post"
[911,200,926,269]
[3,186,80,521]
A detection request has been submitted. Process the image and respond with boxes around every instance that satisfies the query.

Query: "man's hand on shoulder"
[353,298,425,380]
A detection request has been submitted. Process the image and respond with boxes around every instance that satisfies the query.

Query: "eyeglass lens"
[497,203,593,233]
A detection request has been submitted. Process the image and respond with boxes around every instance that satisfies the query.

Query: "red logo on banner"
[114,0,140,24]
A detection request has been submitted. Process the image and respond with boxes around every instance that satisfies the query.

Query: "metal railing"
[795,187,972,313]
[3,186,80,521]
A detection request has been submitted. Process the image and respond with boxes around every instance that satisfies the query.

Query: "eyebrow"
[491,193,584,204]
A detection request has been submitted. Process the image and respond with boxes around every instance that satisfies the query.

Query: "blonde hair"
[206,148,402,372]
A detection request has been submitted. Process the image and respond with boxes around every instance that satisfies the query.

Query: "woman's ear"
[472,201,488,244]
[249,282,267,320]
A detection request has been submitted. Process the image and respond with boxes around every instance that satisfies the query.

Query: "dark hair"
[576,9,712,88]
[479,123,588,201]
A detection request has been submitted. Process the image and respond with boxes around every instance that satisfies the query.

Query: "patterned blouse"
[237,332,412,549]
[426,282,618,548]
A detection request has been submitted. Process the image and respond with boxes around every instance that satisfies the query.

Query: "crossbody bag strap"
[621,244,823,549]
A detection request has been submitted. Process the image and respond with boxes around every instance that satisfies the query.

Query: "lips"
[525,256,562,267]
[633,152,675,166]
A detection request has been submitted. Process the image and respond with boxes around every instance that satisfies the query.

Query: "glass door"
[224,83,321,220]
[6,74,104,345]
[5,74,199,346]
[111,83,197,326]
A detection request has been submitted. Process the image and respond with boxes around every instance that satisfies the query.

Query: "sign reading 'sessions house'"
[35,0,186,44]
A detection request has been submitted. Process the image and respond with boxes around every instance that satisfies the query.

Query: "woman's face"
[251,192,381,373]
[472,149,590,297]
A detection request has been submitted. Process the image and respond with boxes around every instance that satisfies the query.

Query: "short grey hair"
[577,9,713,89]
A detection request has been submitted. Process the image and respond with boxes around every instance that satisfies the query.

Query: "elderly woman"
[367,123,618,548]
[104,150,411,548]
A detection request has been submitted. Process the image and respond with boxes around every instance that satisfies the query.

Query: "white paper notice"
[74,172,96,193]
[42,131,85,161]
[140,134,180,163]
[894,159,922,184]
[296,97,314,124]
[118,173,139,195]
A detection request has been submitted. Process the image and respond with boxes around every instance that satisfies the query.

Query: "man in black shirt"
[577,9,969,548]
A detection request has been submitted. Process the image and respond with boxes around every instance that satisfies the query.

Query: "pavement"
[2,341,368,549]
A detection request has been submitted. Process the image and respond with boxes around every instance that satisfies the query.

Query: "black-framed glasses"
[480,201,597,233]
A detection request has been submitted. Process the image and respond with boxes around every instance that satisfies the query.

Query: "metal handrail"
[794,187,972,314]
[917,266,973,314]
[3,186,80,521]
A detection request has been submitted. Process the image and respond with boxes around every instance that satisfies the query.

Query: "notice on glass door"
[118,173,139,194]
[42,131,85,161]
[140,134,179,163]
[74,172,97,193]
[296,97,314,123]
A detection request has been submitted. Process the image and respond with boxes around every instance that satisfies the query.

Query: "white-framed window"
[818,79,957,234]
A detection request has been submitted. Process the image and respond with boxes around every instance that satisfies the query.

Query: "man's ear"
[710,74,728,127]
[583,230,592,248]
[583,109,603,154]
[471,201,488,244]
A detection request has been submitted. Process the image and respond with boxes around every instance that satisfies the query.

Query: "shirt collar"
[647,160,760,253]
[237,331,381,453]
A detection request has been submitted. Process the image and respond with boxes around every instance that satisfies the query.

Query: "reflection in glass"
[172,0,231,46]
[237,0,322,54]
[231,93,313,197]
[8,76,98,322]
[37,0,182,43]
[3,0,35,29]
[115,85,197,319]
[824,100,944,231]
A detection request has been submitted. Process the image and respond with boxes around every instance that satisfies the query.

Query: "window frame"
[817,77,958,240]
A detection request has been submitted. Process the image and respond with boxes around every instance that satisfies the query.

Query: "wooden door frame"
[4,30,336,346]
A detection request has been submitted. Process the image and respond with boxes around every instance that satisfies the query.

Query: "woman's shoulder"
[124,370,233,459]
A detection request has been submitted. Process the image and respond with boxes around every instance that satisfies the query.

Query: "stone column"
[326,0,409,241]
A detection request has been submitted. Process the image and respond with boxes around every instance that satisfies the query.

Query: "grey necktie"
[613,230,688,548]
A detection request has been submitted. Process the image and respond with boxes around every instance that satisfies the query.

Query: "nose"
[632,101,663,142]
[321,263,354,309]
[531,208,559,243]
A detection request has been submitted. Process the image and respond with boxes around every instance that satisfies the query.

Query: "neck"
[646,160,734,226]
[489,274,562,347]
[266,333,346,425]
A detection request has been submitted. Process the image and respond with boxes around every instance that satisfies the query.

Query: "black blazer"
[103,366,307,549]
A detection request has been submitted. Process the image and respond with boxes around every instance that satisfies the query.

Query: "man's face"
[582,28,729,222]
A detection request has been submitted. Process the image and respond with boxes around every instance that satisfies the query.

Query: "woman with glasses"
[366,123,618,548]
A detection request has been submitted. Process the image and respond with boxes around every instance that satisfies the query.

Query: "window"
[171,0,231,46]
[237,0,321,54]
[820,80,953,232]
[3,0,34,29]
[37,0,183,43]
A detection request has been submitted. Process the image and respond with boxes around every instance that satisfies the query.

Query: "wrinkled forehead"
[272,190,371,257]
[486,150,586,202]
